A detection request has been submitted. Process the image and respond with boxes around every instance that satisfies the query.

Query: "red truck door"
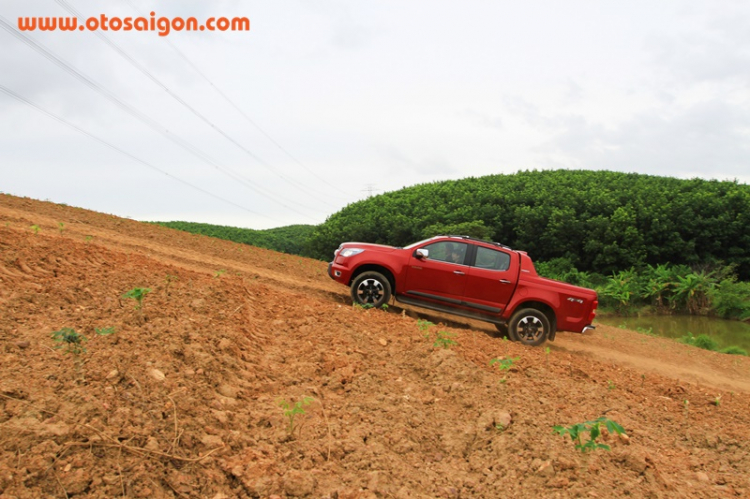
[464,246,519,314]
[403,241,469,300]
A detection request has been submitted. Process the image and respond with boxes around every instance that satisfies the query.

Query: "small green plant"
[122,287,151,310]
[545,346,550,368]
[164,274,178,294]
[433,330,457,349]
[380,303,389,311]
[713,396,721,407]
[635,326,655,337]
[353,302,374,310]
[553,417,625,452]
[490,357,519,371]
[417,319,434,331]
[58,222,65,234]
[495,423,505,432]
[51,327,87,355]
[607,380,616,390]
[95,327,116,336]
[278,396,314,436]
[417,319,435,338]
[30,224,40,234]
[85,235,94,243]
[214,269,226,278]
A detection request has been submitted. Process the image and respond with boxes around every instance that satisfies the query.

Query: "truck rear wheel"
[508,308,550,346]
[350,271,391,308]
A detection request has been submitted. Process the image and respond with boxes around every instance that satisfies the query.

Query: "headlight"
[340,248,364,258]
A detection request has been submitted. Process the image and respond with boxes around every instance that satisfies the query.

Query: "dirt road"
[1,194,749,498]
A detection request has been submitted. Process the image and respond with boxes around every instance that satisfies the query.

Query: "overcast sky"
[1,1,749,229]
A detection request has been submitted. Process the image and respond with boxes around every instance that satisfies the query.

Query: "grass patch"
[719,345,749,356]
[678,332,747,356]
[678,332,717,350]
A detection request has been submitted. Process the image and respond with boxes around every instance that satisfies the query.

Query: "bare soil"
[1,193,749,499]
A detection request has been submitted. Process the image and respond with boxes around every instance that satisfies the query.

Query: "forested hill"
[154,221,314,256]
[304,170,750,279]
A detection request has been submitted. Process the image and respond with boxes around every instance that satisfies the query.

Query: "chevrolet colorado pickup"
[328,235,598,346]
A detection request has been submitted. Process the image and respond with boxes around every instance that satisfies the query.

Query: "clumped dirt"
[1,193,750,498]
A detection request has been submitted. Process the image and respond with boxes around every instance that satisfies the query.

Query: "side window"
[422,241,468,265]
[475,246,511,271]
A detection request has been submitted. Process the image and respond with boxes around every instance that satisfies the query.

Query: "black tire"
[350,271,392,308]
[508,308,550,346]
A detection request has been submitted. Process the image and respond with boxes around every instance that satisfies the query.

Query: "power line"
[54,0,341,210]
[167,41,353,199]
[118,0,353,200]
[361,183,381,197]
[0,83,284,223]
[0,15,321,222]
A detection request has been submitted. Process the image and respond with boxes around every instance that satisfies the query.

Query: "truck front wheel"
[508,308,550,346]
[350,271,392,308]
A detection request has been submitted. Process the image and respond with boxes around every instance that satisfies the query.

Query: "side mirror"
[415,248,429,260]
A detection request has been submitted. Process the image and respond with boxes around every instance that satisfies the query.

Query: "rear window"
[475,246,511,271]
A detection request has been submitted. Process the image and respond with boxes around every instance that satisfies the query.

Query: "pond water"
[595,315,750,351]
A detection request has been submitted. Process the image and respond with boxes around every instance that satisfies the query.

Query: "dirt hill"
[1,194,749,498]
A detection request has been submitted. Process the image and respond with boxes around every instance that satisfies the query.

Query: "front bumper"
[328,262,348,282]
[327,262,336,280]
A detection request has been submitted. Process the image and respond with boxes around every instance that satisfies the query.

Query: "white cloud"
[1,0,750,228]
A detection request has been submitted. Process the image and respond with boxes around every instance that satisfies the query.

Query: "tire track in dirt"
[2,200,749,395]
[0,203,345,305]
[384,302,750,394]
[555,331,750,394]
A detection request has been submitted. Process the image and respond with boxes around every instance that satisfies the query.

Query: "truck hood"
[338,242,399,253]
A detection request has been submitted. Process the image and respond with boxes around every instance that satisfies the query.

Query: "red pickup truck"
[328,235,598,346]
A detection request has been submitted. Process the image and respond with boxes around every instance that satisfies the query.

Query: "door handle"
[453,270,465,275]
[499,279,511,284]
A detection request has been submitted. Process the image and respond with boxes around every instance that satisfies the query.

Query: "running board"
[404,290,502,314]
[395,295,506,325]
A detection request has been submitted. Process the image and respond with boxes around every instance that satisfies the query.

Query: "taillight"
[589,299,598,322]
